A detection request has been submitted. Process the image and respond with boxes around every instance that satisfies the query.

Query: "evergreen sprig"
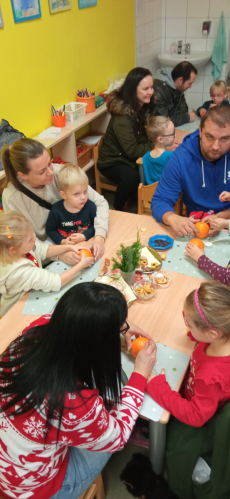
[112,229,141,273]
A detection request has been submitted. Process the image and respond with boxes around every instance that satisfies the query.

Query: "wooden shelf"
[0,104,109,195]
[83,158,94,173]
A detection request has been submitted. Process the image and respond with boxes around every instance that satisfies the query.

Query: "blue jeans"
[50,448,110,499]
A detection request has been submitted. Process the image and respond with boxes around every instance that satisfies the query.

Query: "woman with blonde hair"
[0,211,94,316]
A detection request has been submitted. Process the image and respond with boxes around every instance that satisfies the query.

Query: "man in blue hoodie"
[151,106,230,237]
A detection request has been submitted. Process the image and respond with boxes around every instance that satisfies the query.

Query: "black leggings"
[98,163,140,211]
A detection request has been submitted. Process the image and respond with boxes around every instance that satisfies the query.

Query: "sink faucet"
[184,43,191,55]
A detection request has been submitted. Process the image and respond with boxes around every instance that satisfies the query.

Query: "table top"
[176,116,200,133]
[0,211,204,423]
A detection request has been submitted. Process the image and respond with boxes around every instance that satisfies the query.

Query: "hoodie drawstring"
[224,155,227,184]
[202,155,227,187]
[202,161,205,188]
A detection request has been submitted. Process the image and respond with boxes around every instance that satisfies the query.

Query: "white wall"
[162,0,230,110]
[135,0,162,76]
[135,0,230,111]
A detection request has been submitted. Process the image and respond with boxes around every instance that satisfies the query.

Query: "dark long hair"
[0,282,127,432]
[109,67,154,132]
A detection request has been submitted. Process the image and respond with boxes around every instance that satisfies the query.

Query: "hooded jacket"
[154,68,190,127]
[0,239,61,316]
[97,91,154,170]
[151,128,230,223]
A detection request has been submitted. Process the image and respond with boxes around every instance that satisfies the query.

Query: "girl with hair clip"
[0,282,156,499]
[0,211,94,316]
[1,138,108,263]
[146,282,230,427]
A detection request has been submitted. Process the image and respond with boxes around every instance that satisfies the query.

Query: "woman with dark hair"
[97,67,155,211]
[0,282,156,499]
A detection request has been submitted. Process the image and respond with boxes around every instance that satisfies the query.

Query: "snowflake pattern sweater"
[0,316,147,499]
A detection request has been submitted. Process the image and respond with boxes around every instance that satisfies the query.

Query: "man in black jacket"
[154,61,197,127]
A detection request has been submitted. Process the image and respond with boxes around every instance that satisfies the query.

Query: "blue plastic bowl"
[148,234,174,251]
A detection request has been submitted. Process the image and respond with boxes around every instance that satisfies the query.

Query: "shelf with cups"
[33,103,109,167]
[0,104,109,196]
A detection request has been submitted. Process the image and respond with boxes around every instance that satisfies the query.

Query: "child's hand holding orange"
[219,191,230,203]
[79,250,94,269]
[133,341,157,379]
[185,242,204,262]
[209,217,229,231]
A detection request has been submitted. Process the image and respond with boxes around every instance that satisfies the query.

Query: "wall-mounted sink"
[158,51,212,69]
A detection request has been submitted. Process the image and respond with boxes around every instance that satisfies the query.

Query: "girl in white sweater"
[0,211,94,316]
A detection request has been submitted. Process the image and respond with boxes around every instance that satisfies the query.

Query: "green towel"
[211,13,227,81]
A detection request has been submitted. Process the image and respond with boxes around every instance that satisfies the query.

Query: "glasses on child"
[162,130,176,137]
[120,321,130,335]
[210,94,225,98]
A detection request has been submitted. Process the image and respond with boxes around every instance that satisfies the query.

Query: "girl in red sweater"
[0,282,156,499]
[146,281,230,427]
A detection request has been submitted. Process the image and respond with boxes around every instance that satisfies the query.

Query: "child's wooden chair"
[138,182,185,217]
[138,182,158,215]
[78,473,105,499]
[94,137,117,195]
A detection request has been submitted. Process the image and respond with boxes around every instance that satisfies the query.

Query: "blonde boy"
[46,163,96,245]
[197,80,230,117]
[143,116,176,185]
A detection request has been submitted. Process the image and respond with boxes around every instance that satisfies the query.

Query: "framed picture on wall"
[49,0,71,14]
[11,0,41,23]
[0,5,4,28]
[78,0,97,9]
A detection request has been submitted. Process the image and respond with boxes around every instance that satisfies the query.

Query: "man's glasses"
[162,130,176,137]
[120,321,130,335]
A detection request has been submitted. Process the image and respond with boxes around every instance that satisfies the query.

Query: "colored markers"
[51,105,65,117]
[77,89,95,98]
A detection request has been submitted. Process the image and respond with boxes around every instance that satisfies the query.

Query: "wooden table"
[0,211,204,473]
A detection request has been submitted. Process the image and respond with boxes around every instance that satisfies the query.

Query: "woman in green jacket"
[97,67,155,211]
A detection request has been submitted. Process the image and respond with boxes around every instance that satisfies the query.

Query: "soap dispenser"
[178,40,182,54]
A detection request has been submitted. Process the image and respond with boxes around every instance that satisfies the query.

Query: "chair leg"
[95,473,105,499]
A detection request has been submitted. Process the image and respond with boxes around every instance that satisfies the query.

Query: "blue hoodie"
[151,129,230,222]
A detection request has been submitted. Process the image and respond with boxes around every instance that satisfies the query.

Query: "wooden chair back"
[138,183,185,217]
[93,137,117,195]
[138,182,158,215]
[78,473,105,499]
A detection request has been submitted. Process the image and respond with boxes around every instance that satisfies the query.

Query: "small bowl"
[133,279,157,300]
[152,270,172,289]
[148,234,174,251]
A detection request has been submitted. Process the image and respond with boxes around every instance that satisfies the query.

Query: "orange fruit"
[195,222,210,239]
[190,238,204,249]
[131,337,150,358]
[79,248,92,258]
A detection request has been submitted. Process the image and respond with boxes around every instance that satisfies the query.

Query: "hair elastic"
[194,289,218,333]
[6,227,12,239]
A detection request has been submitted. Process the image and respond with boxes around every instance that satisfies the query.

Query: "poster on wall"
[78,0,97,9]
[11,0,41,23]
[0,5,4,27]
[49,0,71,14]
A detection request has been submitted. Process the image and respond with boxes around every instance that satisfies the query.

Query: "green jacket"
[97,92,154,170]
[166,401,230,499]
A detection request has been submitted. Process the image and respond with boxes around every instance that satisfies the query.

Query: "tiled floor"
[102,443,149,499]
